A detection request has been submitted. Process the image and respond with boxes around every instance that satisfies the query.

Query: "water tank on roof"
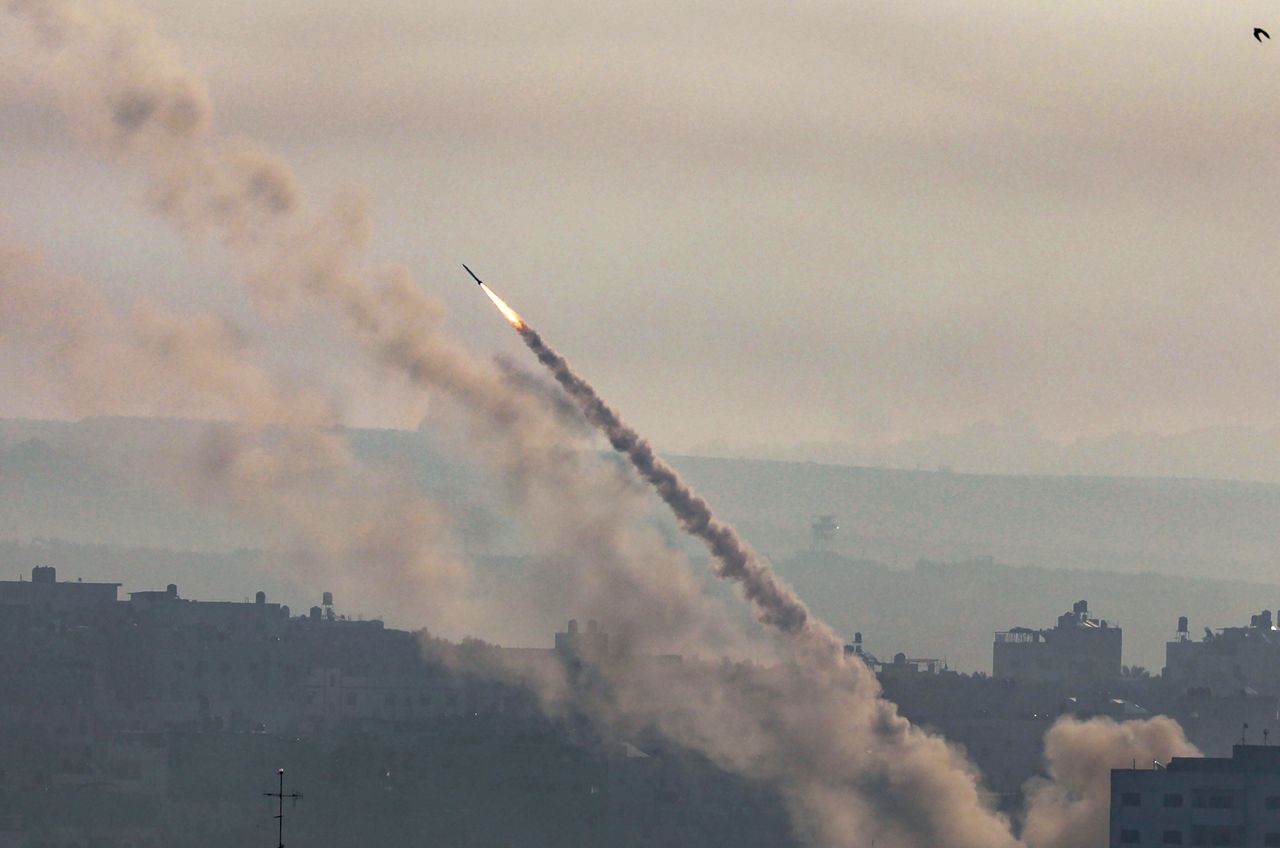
[255,591,266,605]
[322,591,333,607]
[1178,616,1189,634]
[1073,600,1088,615]
[567,619,579,634]
[166,584,178,597]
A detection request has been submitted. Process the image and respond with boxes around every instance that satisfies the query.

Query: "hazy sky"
[3,0,1280,453]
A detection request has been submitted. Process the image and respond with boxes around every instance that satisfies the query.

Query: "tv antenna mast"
[263,767,303,848]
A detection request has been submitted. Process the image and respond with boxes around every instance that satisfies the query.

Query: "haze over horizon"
[4,1,1280,473]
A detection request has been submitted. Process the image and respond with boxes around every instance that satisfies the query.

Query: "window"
[384,693,396,707]
[1193,790,1235,810]
[1162,832,1182,846]
[1265,835,1280,848]
[1163,794,1183,808]
[1192,825,1241,847]
[1122,792,1142,807]
[345,692,357,706]
[1120,830,1140,844]
[1268,796,1280,811]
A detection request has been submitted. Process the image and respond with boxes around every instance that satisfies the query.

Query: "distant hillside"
[3,416,1280,669]
[666,455,1280,583]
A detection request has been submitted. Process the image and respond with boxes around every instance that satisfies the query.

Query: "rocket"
[462,264,483,285]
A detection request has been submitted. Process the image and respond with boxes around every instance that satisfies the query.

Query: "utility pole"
[263,767,303,848]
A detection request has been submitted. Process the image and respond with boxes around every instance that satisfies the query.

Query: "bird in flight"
[1256,27,1271,42]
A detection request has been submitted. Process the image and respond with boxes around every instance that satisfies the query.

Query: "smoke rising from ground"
[1022,716,1201,848]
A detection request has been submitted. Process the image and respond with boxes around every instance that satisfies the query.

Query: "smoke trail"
[516,321,818,639]
[478,292,1029,848]
[491,285,1210,848]
[475,276,831,652]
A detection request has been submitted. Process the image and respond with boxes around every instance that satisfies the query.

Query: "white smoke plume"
[1022,715,1200,848]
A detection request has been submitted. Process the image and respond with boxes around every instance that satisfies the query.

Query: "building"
[304,667,468,729]
[1110,745,1280,847]
[1166,611,1280,697]
[555,619,610,660]
[993,600,1121,685]
[0,565,119,611]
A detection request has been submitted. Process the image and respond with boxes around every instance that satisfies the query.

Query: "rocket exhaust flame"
[479,282,526,330]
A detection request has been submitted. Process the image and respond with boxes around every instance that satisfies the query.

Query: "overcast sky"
[3,0,1280,458]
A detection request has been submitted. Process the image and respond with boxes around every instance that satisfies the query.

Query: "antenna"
[263,767,303,848]
[1242,723,1250,746]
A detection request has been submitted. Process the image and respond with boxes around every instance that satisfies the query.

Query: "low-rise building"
[1166,611,1280,697]
[0,566,119,611]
